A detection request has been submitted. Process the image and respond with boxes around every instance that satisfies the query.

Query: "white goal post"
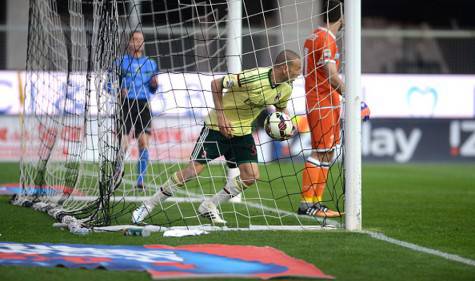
[343,0,362,231]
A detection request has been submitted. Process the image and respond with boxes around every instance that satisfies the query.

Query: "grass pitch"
[0,162,474,281]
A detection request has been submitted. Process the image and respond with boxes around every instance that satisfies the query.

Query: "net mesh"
[19,0,346,231]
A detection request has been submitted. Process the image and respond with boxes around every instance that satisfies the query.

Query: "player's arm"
[325,62,345,95]
[149,59,159,91]
[211,77,232,138]
[318,37,345,95]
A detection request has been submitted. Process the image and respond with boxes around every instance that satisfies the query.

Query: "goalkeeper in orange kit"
[299,0,369,218]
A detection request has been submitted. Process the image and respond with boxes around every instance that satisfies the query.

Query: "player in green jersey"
[132,50,301,224]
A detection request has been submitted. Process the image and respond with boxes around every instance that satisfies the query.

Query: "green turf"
[0,162,474,280]
[105,160,344,228]
[19,161,345,227]
[363,164,475,260]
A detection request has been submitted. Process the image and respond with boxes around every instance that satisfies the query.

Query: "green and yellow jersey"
[205,67,294,136]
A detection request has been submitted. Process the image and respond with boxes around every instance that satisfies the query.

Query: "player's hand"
[120,89,128,98]
[149,75,158,90]
[361,101,370,122]
[217,113,233,138]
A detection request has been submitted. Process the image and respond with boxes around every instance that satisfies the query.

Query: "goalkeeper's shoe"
[198,200,226,225]
[135,183,146,191]
[131,204,152,224]
[298,202,342,218]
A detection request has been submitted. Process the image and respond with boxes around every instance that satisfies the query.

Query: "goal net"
[17,0,347,232]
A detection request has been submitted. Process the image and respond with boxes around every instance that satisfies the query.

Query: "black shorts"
[119,98,152,137]
[191,127,258,165]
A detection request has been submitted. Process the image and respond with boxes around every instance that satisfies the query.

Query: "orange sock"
[314,167,329,202]
[301,161,320,205]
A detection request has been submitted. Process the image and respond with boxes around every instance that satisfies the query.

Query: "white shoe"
[228,193,242,203]
[131,204,151,224]
[198,200,226,224]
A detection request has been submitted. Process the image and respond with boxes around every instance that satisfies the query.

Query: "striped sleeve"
[320,37,337,65]
[221,74,240,89]
[239,70,268,86]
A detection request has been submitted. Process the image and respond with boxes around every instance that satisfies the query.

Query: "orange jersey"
[303,27,340,101]
[304,27,342,151]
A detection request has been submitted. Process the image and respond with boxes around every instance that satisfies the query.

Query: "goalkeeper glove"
[361,101,370,122]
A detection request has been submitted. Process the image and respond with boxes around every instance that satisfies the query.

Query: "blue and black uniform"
[118,54,159,187]
[118,54,159,137]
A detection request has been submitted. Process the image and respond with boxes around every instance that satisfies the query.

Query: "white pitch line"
[42,171,475,266]
[71,169,475,265]
[364,230,475,267]
[73,192,475,266]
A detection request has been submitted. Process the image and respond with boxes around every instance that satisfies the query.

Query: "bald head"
[274,49,301,68]
[272,49,301,83]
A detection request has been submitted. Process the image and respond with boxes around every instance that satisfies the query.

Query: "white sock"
[210,176,245,206]
[226,167,240,181]
[226,168,241,202]
[145,173,181,208]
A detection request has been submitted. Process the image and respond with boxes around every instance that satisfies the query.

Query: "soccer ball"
[264,112,294,141]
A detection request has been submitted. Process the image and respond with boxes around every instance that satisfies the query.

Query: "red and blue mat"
[0,242,333,279]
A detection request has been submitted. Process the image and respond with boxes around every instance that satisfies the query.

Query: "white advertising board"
[0,71,473,118]
[363,74,475,118]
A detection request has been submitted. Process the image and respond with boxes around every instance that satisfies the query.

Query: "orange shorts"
[306,92,341,151]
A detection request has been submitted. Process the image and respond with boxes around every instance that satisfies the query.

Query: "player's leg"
[299,99,342,217]
[199,134,259,224]
[135,100,152,190]
[131,160,205,224]
[225,157,242,203]
[136,132,149,190]
[312,102,341,203]
[299,107,325,208]
[146,160,205,207]
[132,127,221,224]
[203,162,258,207]
[199,162,258,225]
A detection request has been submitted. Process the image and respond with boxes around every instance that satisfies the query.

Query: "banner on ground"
[0,242,333,280]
